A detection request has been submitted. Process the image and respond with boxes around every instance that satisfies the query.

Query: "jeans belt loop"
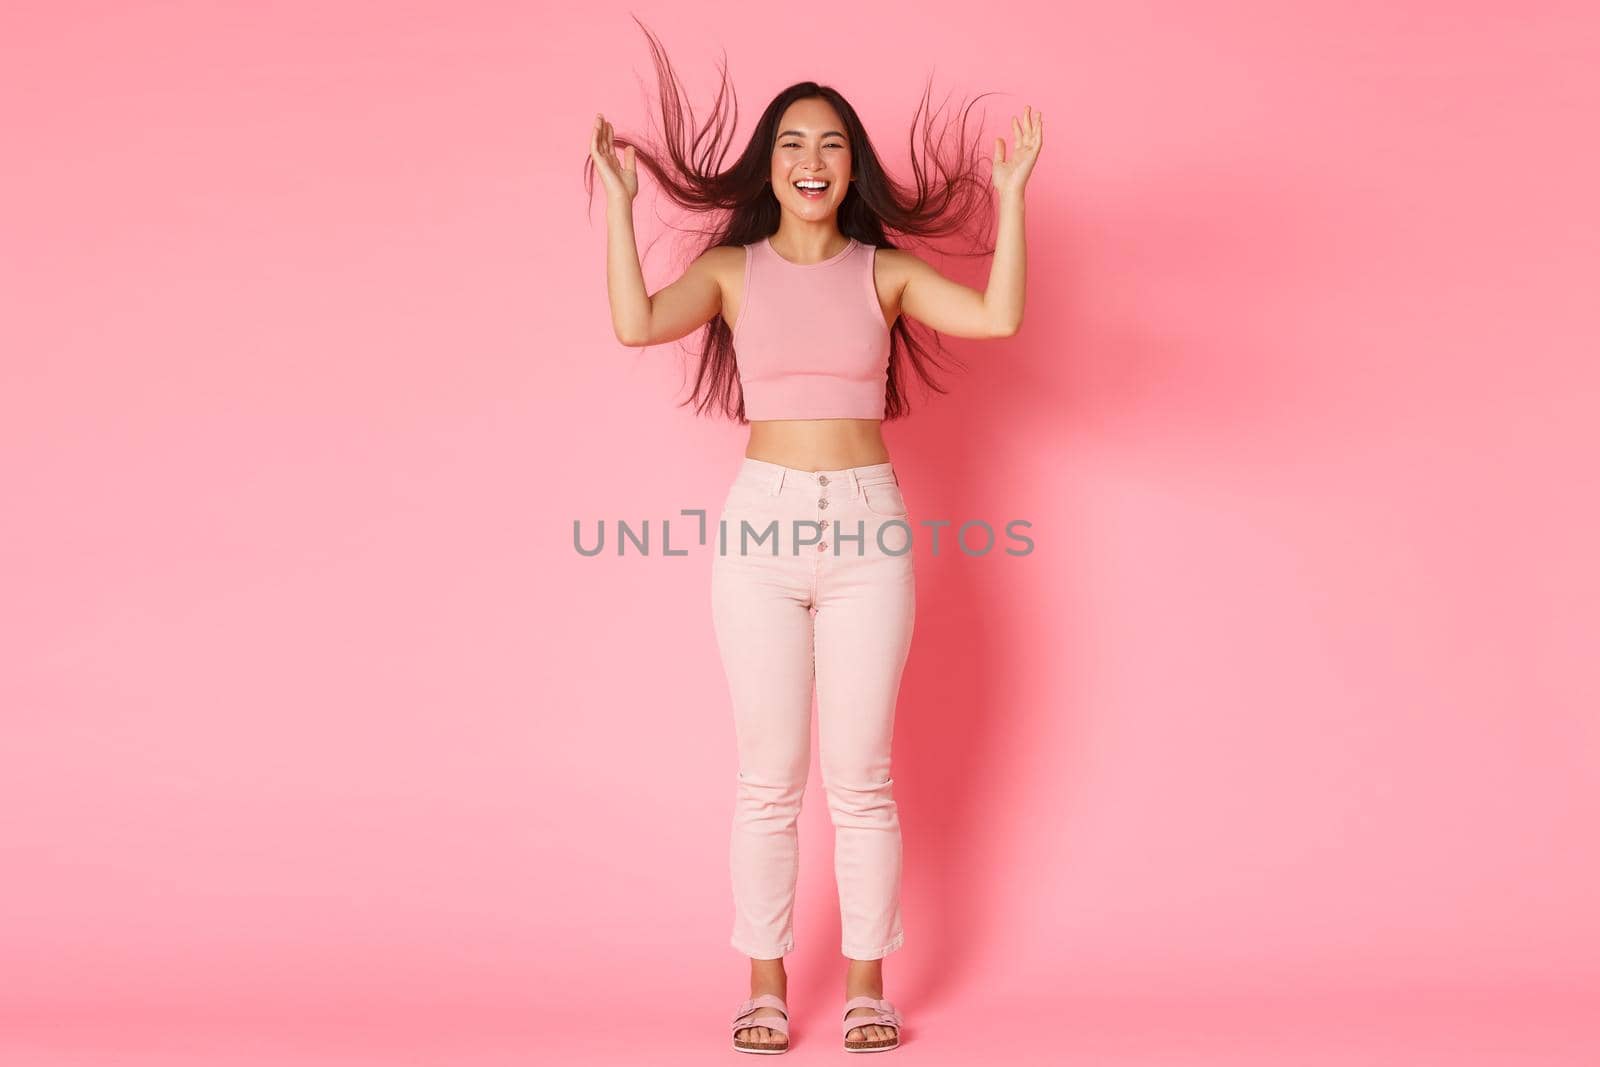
[850,468,862,498]
[772,467,786,495]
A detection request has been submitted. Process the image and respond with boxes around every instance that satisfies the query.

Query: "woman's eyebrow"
[777,129,848,139]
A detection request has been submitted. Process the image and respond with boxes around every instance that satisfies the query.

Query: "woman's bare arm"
[602,191,652,345]
[895,191,1025,339]
[616,246,727,348]
[604,198,724,346]
[897,105,1042,341]
[591,112,723,347]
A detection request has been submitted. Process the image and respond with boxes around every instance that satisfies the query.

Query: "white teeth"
[795,180,828,189]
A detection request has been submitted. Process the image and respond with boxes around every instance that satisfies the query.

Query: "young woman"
[585,26,1041,1055]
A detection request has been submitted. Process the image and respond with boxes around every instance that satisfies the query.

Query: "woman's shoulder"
[696,242,751,271]
[865,244,923,299]
[695,244,754,325]
[870,244,925,266]
[673,243,747,291]
[868,244,927,276]
[698,243,749,291]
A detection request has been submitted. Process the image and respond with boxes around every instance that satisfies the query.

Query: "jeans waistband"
[731,457,899,495]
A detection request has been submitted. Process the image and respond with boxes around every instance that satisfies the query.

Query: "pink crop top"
[730,236,891,421]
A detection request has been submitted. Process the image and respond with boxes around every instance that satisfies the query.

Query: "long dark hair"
[584,17,1001,423]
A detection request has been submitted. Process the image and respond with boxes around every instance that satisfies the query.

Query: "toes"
[737,1011,789,1047]
[846,1007,903,1044]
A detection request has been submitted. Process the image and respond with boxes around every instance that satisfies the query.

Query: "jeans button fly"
[819,498,829,509]
[818,474,829,486]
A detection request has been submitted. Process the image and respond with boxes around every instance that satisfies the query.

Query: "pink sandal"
[842,995,902,1052]
[731,993,791,1055]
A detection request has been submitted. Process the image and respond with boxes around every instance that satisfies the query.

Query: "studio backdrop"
[3,2,1597,1064]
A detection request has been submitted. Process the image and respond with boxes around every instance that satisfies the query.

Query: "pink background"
[4,2,1598,1063]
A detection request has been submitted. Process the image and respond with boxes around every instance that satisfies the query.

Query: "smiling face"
[769,97,854,220]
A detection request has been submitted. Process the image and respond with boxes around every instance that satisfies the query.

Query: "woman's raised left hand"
[990,104,1043,197]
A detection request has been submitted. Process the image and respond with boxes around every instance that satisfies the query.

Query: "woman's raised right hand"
[590,112,638,203]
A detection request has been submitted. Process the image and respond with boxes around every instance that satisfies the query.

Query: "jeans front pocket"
[860,481,909,518]
[720,481,771,520]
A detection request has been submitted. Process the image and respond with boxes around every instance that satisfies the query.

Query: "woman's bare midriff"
[744,419,891,472]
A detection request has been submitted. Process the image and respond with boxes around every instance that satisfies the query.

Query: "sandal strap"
[842,996,901,1036]
[842,995,896,1015]
[732,993,790,1035]
[733,1013,790,1037]
[736,993,789,1017]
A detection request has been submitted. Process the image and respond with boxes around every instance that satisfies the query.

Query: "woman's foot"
[844,957,898,1046]
[735,959,789,1050]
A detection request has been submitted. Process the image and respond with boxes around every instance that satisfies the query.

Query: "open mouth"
[793,179,830,201]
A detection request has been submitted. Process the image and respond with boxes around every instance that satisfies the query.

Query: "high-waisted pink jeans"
[710,457,916,960]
